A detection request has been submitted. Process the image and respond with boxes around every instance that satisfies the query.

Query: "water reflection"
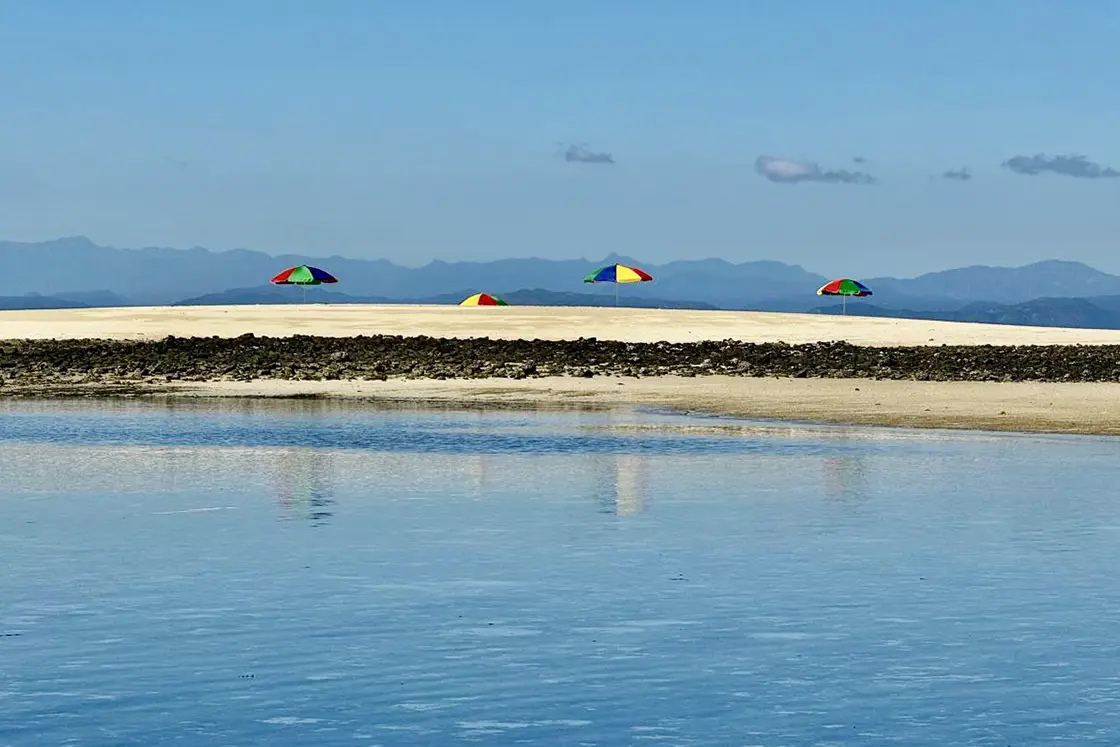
[273,447,335,526]
[822,454,870,501]
[821,428,872,503]
[590,452,648,516]
[464,411,493,499]
[8,403,1120,744]
[614,453,645,516]
[464,454,491,498]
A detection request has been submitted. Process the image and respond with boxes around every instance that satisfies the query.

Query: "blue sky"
[2,1,1119,276]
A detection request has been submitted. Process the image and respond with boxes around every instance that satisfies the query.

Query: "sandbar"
[7,304,1120,346]
[4,304,1120,435]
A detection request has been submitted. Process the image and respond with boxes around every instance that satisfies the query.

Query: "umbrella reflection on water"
[273,447,336,526]
[590,452,647,517]
[822,453,870,502]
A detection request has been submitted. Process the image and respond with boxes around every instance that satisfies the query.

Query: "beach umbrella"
[459,292,508,306]
[583,263,653,306]
[270,265,338,303]
[817,277,872,315]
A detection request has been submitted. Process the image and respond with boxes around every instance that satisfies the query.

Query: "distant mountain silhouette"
[865,260,1120,305]
[175,285,395,306]
[811,297,1120,330]
[52,290,134,307]
[176,285,717,310]
[425,288,719,309]
[1077,294,1120,314]
[0,293,89,310]
[6,236,1120,329]
[0,237,825,306]
[953,297,1120,328]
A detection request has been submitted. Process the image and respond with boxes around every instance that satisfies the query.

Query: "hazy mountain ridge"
[865,260,1120,305]
[6,237,1120,329]
[0,236,834,306]
[811,297,1120,330]
[174,285,720,310]
[0,294,89,311]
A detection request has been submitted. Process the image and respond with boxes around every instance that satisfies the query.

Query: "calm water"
[2,399,1120,746]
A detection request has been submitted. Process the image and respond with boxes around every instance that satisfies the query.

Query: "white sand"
[5,303,1120,346]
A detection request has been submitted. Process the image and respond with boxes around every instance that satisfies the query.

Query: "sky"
[2,1,1120,277]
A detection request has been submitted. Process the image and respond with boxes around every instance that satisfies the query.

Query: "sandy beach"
[7,303,1120,346]
[3,304,1120,435]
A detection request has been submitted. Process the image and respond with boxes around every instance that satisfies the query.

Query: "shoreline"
[4,375,1120,437]
[175,377,1120,436]
[5,307,1120,436]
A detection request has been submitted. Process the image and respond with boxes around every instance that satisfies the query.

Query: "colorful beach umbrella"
[271,265,338,285]
[460,292,508,306]
[816,278,872,314]
[270,265,338,303]
[584,263,653,284]
[583,263,653,305]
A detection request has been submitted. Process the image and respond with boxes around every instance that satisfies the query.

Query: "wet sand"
[173,376,1120,436]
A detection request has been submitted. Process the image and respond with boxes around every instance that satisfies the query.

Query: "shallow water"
[2,399,1120,745]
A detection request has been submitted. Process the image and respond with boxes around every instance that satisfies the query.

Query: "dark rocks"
[2,336,1120,396]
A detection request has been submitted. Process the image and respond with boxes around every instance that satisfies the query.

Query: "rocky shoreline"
[2,334,1120,397]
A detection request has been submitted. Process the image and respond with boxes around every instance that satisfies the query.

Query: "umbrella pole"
[615,283,619,307]
[842,296,847,315]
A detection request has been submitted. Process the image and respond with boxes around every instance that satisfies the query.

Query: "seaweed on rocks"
[2,335,1120,397]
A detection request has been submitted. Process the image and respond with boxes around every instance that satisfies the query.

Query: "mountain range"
[5,236,1120,330]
